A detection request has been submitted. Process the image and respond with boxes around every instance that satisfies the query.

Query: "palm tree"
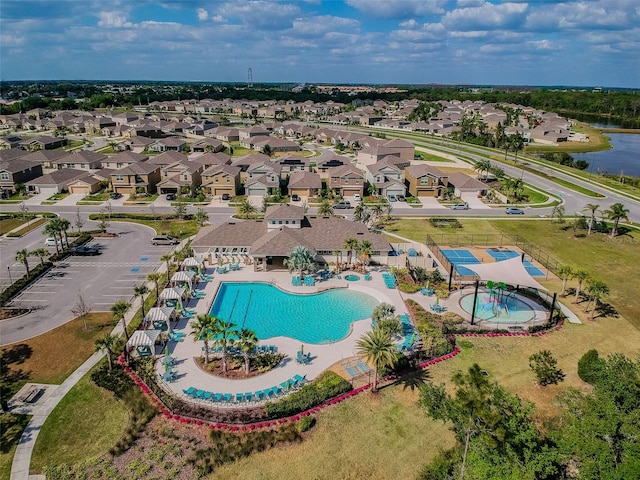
[317,199,334,216]
[585,279,610,319]
[237,328,258,373]
[57,217,71,248]
[237,198,257,219]
[212,317,238,374]
[603,203,629,238]
[573,269,590,304]
[333,249,342,270]
[370,204,383,225]
[344,238,359,266]
[581,203,600,236]
[160,253,173,282]
[356,327,397,393]
[43,222,61,255]
[147,272,163,300]
[95,334,118,371]
[510,133,525,165]
[193,208,209,227]
[474,159,491,181]
[353,203,370,224]
[384,201,393,220]
[360,240,373,270]
[111,300,131,341]
[284,245,316,278]
[190,314,215,365]
[15,249,30,277]
[556,265,574,296]
[133,284,150,319]
[30,248,49,267]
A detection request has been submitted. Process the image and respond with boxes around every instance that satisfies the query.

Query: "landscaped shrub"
[297,415,315,433]
[91,364,135,399]
[0,261,53,307]
[252,352,285,372]
[264,371,351,419]
[398,282,421,294]
[529,350,565,386]
[578,349,605,384]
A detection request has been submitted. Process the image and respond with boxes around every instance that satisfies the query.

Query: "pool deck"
[154,265,406,401]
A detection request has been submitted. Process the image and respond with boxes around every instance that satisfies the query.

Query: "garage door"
[247,187,266,196]
[69,185,90,194]
[291,188,308,197]
[387,187,405,196]
[417,190,436,197]
[213,187,233,196]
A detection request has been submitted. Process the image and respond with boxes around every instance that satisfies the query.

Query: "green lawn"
[0,414,31,480]
[0,218,28,235]
[30,371,129,474]
[110,218,200,238]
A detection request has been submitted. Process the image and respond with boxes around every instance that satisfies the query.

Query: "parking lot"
[1,222,176,346]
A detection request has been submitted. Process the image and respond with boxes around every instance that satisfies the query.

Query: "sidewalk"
[9,241,177,480]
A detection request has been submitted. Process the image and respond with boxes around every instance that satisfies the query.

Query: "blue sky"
[1,0,638,87]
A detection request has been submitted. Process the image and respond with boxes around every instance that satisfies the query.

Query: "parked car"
[396,194,406,202]
[388,194,397,202]
[44,237,60,247]
[221,193,231,201]
[333,200,353,209]
[165,193,176,201]
[505,207,525,215]
[151,235,179,245]
[109,192,122,200]
[451,203,469,210]
[69,245,101,256]
[352,194,362,201]
[291,194,301,202]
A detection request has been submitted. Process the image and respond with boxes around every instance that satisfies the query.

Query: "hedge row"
[0,261,53,307]
[264,371,352,419]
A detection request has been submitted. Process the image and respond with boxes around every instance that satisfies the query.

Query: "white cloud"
[400,19,418,29]
[456,0,485,6]
[211,14,225,23]
[345,0,447,18]
[290,15,359,37]
[217,1,300,29]
[197,8,208,21]
[97,11,132,28]
[443,2,528,30]
[525,0,638,31]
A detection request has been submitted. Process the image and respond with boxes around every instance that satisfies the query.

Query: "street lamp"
[7,265,12,284]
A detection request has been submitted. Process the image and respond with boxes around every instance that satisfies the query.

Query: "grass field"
[0,218,28,235]
[210,385,456,480]
[0,312,116,395]
[30,371,129,473]
[0,414,31,480]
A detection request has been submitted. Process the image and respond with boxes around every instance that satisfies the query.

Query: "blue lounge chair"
[364,273,372,281]
[236,392,244,403]
[202,391,213,401]
[183,386,196,396]
[245,392,254,403]
[222,393,232,403]
[255,390,265,401]
[194,389,206,399]
[212,393,222,403]
[269,345,277,353]
[344,363,360,377]
[280,380,291,391]
[293,374,306,386]
[356,360,371,373]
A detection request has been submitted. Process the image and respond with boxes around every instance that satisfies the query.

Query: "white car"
[353,194,362,201]
[45,237,60,247]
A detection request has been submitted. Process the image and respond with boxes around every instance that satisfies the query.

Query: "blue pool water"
[210,282,378,344]
[460,293,535,323]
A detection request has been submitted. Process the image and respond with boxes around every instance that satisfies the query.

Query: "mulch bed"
[195,357,264,380]
[0,307,30,320]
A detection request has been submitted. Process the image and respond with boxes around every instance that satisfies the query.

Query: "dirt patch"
[0,307,30,321]
[195,355,283,380]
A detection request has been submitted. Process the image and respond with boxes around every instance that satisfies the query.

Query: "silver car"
[151,235,179,245]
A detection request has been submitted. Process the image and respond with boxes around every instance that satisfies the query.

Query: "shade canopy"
[159,286,186,300]
[171,270,196,286]
[457,256,547,291]
[182,256,204,268]
[144,306,175,324]
[126,329,161,348]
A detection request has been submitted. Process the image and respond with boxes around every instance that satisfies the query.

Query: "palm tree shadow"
[397,368,431,392]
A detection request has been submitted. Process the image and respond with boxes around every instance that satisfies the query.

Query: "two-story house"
[156,160,203,195]
[244,160,282,197]
[287,171,322,199]
[277,155,311,178]
[327,164,366,198]
[0,159,43,197]
[111,162,162,196]
[101,151,148,170]
[52,151,106,171]
[200,164,241,197]
[403,164,449,197]
[365,159,407,198]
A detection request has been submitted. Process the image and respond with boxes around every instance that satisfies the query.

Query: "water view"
[573,133,640,178]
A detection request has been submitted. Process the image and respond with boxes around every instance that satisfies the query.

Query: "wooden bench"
[507,325,524,332]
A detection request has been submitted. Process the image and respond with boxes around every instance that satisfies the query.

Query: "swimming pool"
[210,282,378,344]
[459,293,535,323]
